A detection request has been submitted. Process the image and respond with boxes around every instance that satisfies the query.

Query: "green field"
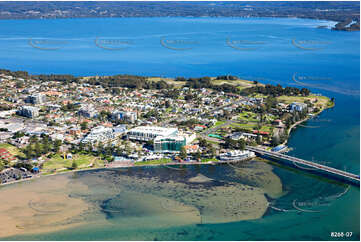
[229,123,273,133]
[277,95,331,109]
[211,121,226,128]
[238,111,259,122]
[42,154,103,172]
[134,158,172,166]
[230,123,257,131]
[211,78,259,90]
[201,158,218,163]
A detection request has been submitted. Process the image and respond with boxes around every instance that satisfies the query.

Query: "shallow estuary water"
[0,17,359,240]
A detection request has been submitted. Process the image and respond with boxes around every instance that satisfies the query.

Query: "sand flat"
[0,175,90,238]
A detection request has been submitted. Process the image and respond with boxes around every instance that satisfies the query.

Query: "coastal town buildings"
[0,70,331,184]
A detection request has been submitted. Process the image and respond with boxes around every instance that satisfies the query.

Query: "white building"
[290,102,307,112]
[112,110,137,123]
[128,126,178,141]
[81,126,115,144]
[18,106,39,118]
[25,93,46,104]
[78,104,98,118]
[153,135,186,153]
[219,150,255,161]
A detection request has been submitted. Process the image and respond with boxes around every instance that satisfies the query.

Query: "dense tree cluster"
[242,84,310,97]
[22,135,62,159]
[32,74,79,83]
[185,77,239,93]
[2,68,310,97]
[215,75,238,80]
[87,75,173,90]
[0,69,78,83]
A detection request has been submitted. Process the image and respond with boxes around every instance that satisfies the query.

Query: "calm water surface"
[0,17,359,240]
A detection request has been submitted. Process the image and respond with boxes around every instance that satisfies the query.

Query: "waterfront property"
[128,126,178,141]
[154,135,186,153]
[81,126,115,144]
[219,150,256,161]
[290,102,307,112]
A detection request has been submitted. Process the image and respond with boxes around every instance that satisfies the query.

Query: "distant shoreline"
[0,16,355,31]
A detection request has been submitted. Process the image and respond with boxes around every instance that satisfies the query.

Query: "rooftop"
[129,126,178,136]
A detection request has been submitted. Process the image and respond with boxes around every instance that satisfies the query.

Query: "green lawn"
[230,123,257,131]
[259,126,273,133]
[201,158,218,163]
[230,122,273,133]
[134,158,172,166]
[277,95,330,107]
[211,78,257,90]
[42,153,103,172]
[211,120,226,128]
[238,111,259,122]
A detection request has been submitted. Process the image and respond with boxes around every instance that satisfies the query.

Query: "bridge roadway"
[246,146,360,185]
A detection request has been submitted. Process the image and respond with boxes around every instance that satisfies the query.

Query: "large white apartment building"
[81,126,115,144]
[18,106,40,118]
[127,126,178,141]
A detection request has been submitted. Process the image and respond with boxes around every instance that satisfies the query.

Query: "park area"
[42,153,104,173]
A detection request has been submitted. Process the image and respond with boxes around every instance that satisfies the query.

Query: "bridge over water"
[246,146,360,186]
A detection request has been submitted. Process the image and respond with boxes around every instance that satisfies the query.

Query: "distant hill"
[0,1,359,30]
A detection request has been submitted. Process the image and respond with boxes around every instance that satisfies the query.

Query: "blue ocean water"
[0,17,359,240]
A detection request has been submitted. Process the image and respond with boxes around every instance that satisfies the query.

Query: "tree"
[23,144,33,159]
[238,139,246,150]
[86,142,93,154]
[300,88,310,96]
[195,150,201,161]
[0,161,4,171]
[13,131,25,139]
[34,142,42,157]
[78,141,85,153]
[53,139,62,153]
[210,147,216,158]
[198,138,207,147]
[42,136,50,154]
[256,135,262,145]
[271,136,280,147]
[180,146,187,159]
[71,161,78,169]
[80,121,88,130]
